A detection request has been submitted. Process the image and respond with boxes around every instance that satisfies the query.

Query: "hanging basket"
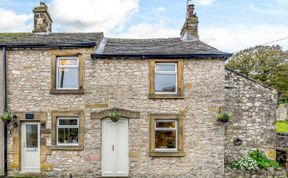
[217,111,232,122]
[108,111,120,122]
[0,111,13,124]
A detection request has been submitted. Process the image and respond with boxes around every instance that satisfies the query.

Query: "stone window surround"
[51,111,84,150]
[149,59,184,99]
[149,113,185,157]
[50,51,84,95]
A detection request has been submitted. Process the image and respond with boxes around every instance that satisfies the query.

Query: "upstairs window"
[56,57,79,90]
[149,60,184,99]
[51,51,84,94]
[155,63,177,94]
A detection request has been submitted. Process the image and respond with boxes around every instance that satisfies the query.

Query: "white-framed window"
[57,117,79,146]
[154,119,178,152]
[56,57,79,90]
[155,63,177,94]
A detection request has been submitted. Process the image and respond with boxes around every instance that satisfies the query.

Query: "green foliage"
[226,45,288,103]
[226,156,258,170]
[276,120,288,133]
[0,111,13,121]
[249,150,280,169]
[227,150,280,171]
[217,112,232,122]
[108,111,120,122]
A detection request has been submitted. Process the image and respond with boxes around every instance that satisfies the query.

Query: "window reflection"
[26,125,38,148]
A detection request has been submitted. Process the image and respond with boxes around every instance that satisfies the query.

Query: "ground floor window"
[149,114,184,157]
[57,117,79,145]
[51,111,84,150]
[155,120,178,151]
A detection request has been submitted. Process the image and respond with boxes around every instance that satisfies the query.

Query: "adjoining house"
[0,2,280,177]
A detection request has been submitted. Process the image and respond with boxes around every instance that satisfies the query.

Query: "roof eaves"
[0,42,97,49]
[91,53,233,59]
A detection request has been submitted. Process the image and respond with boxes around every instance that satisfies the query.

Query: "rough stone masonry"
[6,48,226,178]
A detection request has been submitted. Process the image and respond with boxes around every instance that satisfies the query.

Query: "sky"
[0,0,288,53]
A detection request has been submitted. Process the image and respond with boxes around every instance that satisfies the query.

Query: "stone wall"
[224,69,278,163]
[225,169,287,178]
[6,48,226,177]
[277,133,288,149]
[0,49,5,176]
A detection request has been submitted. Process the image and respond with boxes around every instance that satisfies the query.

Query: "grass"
[276,120,288,133]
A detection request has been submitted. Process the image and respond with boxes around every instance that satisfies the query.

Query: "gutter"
[91,53,233,60]
[2,47,7,176]
[0,42,97,49]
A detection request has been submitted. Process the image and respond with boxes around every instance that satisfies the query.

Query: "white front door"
[102,118,129,177]
[21,123,40,173]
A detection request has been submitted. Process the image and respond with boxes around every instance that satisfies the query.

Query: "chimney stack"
[180,2,199,41]
[33,2,52,33]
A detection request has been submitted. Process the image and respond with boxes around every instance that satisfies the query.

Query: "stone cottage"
[0,2,280,178]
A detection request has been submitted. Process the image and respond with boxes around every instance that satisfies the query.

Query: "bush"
[227,150,280,171]
[249,150,280,169]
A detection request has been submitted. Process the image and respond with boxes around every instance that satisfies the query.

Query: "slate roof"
[92,37,231,59]
[0,33,104,48]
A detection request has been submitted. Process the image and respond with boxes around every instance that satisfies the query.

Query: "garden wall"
[225,169,287,178]
[224,69,278,163]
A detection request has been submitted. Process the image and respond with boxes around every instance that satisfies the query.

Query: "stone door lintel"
[91,108,140,120]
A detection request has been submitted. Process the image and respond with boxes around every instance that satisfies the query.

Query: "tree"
[226,45,288,103]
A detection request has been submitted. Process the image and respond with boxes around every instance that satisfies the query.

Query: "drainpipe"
[2,47,8,176]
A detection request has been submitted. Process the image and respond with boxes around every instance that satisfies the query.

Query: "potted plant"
[108,111,120,122]
[217,111,232,122]
[0,111,13,124]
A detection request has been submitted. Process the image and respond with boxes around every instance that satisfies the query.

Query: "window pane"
[156,64,176,71]
[57,67,79,89]
[58,59,78,66]
[156,121,176,128]
[58,128,79,144]
[155,74,176,92]
[26,125,38,148]
[155,130,176,149]
[59,119,78,126]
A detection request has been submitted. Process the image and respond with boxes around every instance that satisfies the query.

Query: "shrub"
[249,150,280,169]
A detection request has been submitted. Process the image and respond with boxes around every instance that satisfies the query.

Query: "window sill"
[149,151,185,157]
[148,93,184,99]
[50,145,84,151]
[50,89,85,95]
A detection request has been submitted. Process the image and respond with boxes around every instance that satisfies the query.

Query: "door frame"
[101,118,129,177]
[20,122,41,173]
[91,108,140,177]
